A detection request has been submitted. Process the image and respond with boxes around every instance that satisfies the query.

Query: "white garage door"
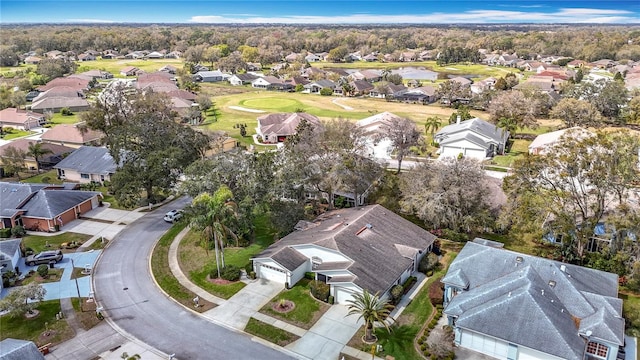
[460,330,508,359]
[335,287,356,304]
[258,264,287,283]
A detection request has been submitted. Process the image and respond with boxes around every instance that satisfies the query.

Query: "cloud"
[189,8,640,24]
[66,18,115,23]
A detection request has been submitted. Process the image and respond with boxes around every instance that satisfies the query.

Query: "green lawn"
[244,317,300,347]
[0,128,33,140]
[261,279,329,329]
[49,112,80,125]
[0,300,73,346]
[620,292,640,338]
[22,233,92,253]
[22,170,63,185]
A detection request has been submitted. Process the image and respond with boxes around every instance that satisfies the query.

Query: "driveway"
[93,197,293,360]
[203,278,284,329]
[60,207,146,240]
[286,305,363,360]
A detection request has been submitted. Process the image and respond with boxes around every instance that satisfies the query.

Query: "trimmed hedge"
[428,280,444,306]
[211,265,241,281]
[0,228,10,238]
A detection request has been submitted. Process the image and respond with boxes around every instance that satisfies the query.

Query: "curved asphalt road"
[93,197,293,360]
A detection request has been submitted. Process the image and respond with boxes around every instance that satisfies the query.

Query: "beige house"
[41,124,103,148]
[256,113,321,144]
[0,139,74,171]
[54,146,116,184]
[0,108,46,130]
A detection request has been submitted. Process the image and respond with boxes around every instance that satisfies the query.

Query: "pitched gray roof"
[257,113,321,137]
[257,205,436,294]
[443,241,624,359]
[0,239,22,259]
[0,182,47,210]
[0,338,45,360]
[21,190,99,219]
[435,117,506,145]
[272,247,308,271]
[54,146,116,175]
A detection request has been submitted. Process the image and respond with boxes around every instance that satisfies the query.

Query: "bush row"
[309,280,330,302]
[416,305,455,360]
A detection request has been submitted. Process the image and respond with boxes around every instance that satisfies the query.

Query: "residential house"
[285,53,299,62]
[41,124,103,148]
[528,127,593,155]
[418,50,434,61]
[285,76,310,88]
[0,108,46,130]
[362,53,378,62]
[193,70,227,82]
[498,54,519,67]
[372,83,408,99]
[305,54,321,62]
[246,62,262,71]
[349,70,382,83]
[0,139,74,170]
[77,53,96,61]
[192,64,209,73]
[159,65,178,74]
[256,112,321,144]
[442,240,625,360]
[30,96,90,113]
[450,76,473,87]
[590,59,616,69]
[0,182,101,232]
[471,77,497,94]
[54,146,116,184]
[251,76,293,91]
[304,79,337,94]
[252,205,436,304]
[0,239,22,274]
[120,66,140,77]
[24,56,42,65]
[434,117,508,160]
[145,51,164,59]
[391,85,437,104]
[568,59,587,68]
[356,111,403,159]
[31,86,84,103]
[124,51,145,59]
[399,52,416,62]
[164,51,182,59]
[37,77,89,92]
[228,73,259,86]
[0,339,45,360]
[79,70,113,79]
[349,80,374,96]
[45,50,62,58]
[301,66,326,79]
[167,89,197,101]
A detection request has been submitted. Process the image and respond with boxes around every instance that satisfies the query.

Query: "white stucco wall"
[293,245,351,263]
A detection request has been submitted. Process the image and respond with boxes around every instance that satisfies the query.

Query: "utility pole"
[70,258,82,309]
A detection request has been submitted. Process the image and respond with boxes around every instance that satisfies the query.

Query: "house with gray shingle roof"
[256,113,321,144]
[0,182,100,232]
[54,146,116,184]
[442,241,625,360]
[0,338,45,360]
[434,117,508,160]
[252,205,436,304]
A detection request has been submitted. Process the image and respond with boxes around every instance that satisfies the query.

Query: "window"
[586,341,608,358]
[81,174,90,179]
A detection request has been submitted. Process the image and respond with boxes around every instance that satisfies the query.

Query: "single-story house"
[24,56,42,65]
[253,205,436,304]
[31,86,84,103]
[528,127,593,155]
[120,66,140,77]
[442,240,625,360]
[0,339,45,360]
[145,51,164,59]
[0,182,101,232]
[349,80,374,96]
[79,70,113,79]
[356,111,402,159]
[159,65,178,74]
[0,139,75,170]
[0,239,22,274]
[228,73,259,86]
[53,146,116,184]
[30,96,90,114]
[77,53,96,61]
[0,108,46,130]
[40,124,103,148]
[252,76,292,91]
[434,117,508,160]
[37,77,89,92]
[304,79,337,94]
[305,54,321,62]
[193,70,226,82]
[256,112,321,144]
[391,86,437,104]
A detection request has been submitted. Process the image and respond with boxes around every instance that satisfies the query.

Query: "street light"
[70,258,82,307]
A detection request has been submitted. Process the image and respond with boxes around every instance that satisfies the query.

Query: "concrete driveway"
[60,207,146,240]
[203,278,284,329]
[286,305,364,360]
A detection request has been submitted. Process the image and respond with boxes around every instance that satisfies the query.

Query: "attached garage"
[256,263,287,283]
[334,287,356,304]
[460,329,509,360]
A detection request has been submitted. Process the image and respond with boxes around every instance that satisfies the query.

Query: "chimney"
[456,115,461,124]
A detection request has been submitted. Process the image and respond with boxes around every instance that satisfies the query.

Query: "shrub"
[295,84,304,92]
[309,280,330,302]
[441,229,469,242]
[402,276,417,295]
[11,225,25,237]
[304,272,315,280]
[319,87,333,96]
[0,228,11,238]
[390,284,403,304]
[249,271,256,279]
[60,107,73,116]
[419,253,440,274]
[428,280,444,306]
[328,295,334,304]
[37,264,49,278]
[218,265,241,281]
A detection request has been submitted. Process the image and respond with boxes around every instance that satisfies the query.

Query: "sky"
[1,1,639,24]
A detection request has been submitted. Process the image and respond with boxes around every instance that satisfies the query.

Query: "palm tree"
[27,142,52,173]
[189,186,239,279]
[496,117,517,154]
[424,116,442,145]
[346,290,394,343]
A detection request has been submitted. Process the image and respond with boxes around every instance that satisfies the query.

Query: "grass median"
[245,317,300,347]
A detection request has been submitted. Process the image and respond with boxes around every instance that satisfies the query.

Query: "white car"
[163,210,183,223]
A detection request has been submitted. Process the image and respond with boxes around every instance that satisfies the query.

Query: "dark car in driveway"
[25,250,63,266]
